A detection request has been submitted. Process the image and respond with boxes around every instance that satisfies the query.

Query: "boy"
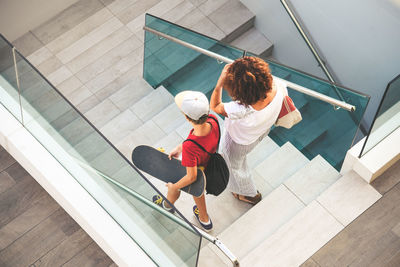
[153,91,220,231]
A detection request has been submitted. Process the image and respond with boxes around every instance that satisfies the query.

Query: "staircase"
[7,0,381,265]
[110,85,380,266]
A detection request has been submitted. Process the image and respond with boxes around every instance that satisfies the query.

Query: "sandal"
[232,191,262,205]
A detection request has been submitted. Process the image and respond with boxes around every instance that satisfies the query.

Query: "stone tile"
[152,103,187,134]
[176,7,205,29]
[213,185,304,260]
[46,8,114,54]
[317,170,382,226]
[153,131,184,154]
[75,35,142,84]
[84,99,121,128]
[76,95,102,114]
[108,76,153,111]
[99,0,115,6]
[36,56,64,77]
[100,109,143,145]
[285,155,340,204]
[175,122,192,140]
[94,60,143,102]
[12,32,44,57]
[127,0,185,34]
[46,66,74,86]
[198,0,229,16]
[84,45,143,94]
[191,15,225,40]
[116,120,165,159]
[67,85,94,107]
[116,0,161,25]
[32,0,105,44]
[242,201,343,267]
[198,245,229,267]
[66,26,133,74]
[247,136,279,169]
[254,142,309,188]
[131,87,174,122]
[208,0,254,41]
[252,170,274,197]
[26,47,53,66]
[105,0,139,15]
[188,0,207,6]
[230,27,273,57]
[56,76,84,97]
[161,0,196,23]
[56,17,123,64]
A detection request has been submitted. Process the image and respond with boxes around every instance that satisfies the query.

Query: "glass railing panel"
[0,36,201,266]
[246,54,370,170]
[361,74,400,156]
[144,13,243,94]
[143,15,370,170]
[0,37,22,121]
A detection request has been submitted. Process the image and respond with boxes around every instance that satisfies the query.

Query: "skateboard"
[131,145,206,197]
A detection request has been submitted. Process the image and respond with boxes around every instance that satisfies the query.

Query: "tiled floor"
[0,146,114,267]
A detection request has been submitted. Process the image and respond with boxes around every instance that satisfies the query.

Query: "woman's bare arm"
[210,64,230,117]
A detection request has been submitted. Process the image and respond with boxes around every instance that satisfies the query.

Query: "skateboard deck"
[131,145,206,197]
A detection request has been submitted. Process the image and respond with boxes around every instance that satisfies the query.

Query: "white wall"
[241,0,400,127]
[0,0,79,41]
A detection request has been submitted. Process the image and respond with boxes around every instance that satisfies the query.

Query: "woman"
[210,56,285,205]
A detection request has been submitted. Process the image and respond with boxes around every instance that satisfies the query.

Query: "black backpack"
[184,116,229,196]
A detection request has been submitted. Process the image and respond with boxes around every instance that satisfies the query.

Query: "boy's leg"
[165,187,180,208]
[193,194,209,222]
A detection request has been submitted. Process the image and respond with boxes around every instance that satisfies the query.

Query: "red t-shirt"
[181,115,220,168]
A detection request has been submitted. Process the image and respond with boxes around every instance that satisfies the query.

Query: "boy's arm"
[167,166,197,190]
[168,144,183,160]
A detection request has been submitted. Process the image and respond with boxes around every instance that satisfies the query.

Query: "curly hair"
[224,56,273,106]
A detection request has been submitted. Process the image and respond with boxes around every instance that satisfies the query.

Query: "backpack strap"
[183,115,221,154]
[184,139,212,155]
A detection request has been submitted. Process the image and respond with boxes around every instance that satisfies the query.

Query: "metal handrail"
[75,158,239,267]
[143,26,356,112]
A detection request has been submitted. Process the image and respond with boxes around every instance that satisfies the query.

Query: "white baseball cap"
[175,91,209,120]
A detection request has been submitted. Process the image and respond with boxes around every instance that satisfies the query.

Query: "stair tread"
[208,0,255,42]
[254,142,309,188]
[284,155,341,204]
[248,136,279,169]
[207,184,305,262]
[130,85,174,122]
[317,170,381,226]
[241,200,344,267]
[230,27,273,57]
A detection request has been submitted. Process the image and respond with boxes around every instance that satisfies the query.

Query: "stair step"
[206,185,305,264]
[247,136,279,169]
[130,86,174,122]
[209,0,255,43]
[241,200,344,267]
[254,142,309,188]
[316,170,381,226]
[284,155,340,204]
[230,27,273,58]
[152,102,187,134]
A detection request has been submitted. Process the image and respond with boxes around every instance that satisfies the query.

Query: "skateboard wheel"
[157,147,165,152]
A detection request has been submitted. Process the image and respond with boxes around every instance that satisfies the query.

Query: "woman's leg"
[222,131,265,197]
[193,194,209,222]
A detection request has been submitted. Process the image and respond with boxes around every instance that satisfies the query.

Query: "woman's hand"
[168,144,182,160]
[217,63,231,87]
